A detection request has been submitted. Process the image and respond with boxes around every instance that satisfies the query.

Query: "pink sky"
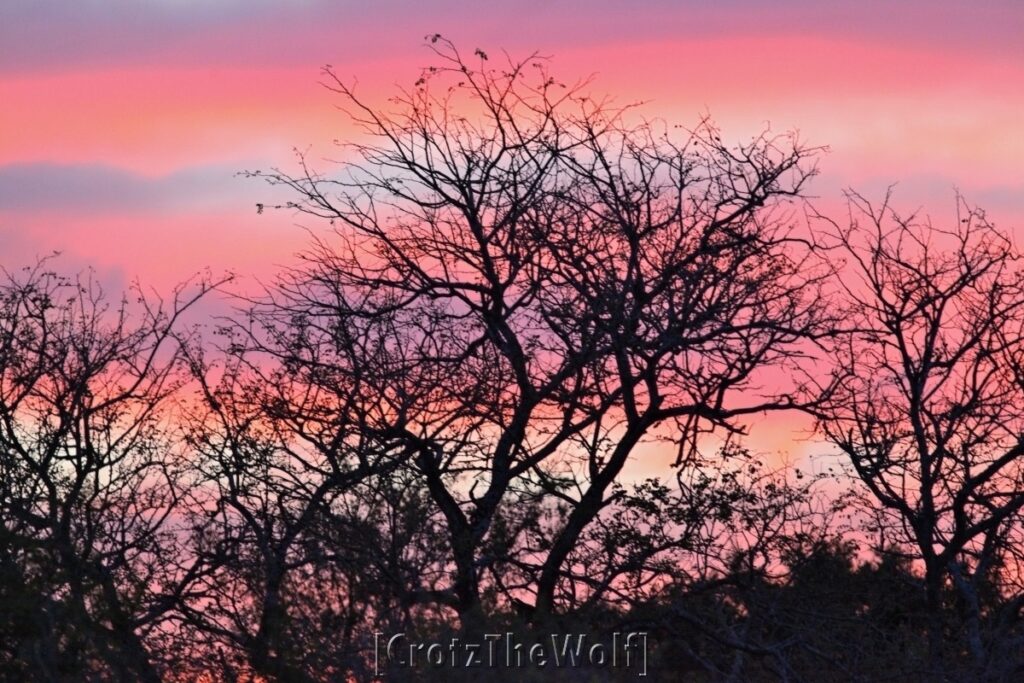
[2,1,1021,283]
[1,1,1022,467]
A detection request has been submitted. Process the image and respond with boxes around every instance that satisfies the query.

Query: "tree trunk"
[925,568,946,680]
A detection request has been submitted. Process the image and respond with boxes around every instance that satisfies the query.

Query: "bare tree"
[814,191,1024,680]
[12,40,1024,683]
[177,268,446,681]
[0,259,214,682]
[247,36,833,635]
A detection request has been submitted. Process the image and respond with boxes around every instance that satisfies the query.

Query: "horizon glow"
[1,1,1021,470]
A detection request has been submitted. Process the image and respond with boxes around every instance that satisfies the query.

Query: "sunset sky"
[1,1,1022,466]
[2,0,1021,282]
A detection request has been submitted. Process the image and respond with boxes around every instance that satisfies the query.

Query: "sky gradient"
[2,1,1022,283]
[1,1,1022,467]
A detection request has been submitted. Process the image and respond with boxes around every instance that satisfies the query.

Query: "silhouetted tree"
[177,272,443,681]
[12,38,1024,683]
[815,191,1024,681]
[0,259,214,681]
[246,35,833,640]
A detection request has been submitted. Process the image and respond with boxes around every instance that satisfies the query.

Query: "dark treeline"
[3,39,1024,682]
